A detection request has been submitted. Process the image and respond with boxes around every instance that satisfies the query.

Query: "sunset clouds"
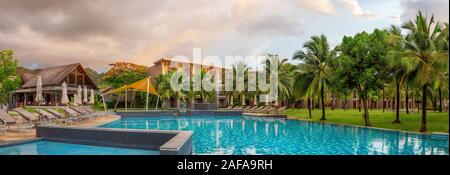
[0,0,448,71]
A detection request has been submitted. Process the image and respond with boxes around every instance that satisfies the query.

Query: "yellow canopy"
[102,77,159,96]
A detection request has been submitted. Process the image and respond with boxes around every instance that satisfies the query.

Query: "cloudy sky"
[0,0,448,72]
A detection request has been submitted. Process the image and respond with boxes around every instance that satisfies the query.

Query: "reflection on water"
[102,116,449,155]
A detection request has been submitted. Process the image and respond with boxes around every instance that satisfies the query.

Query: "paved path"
[0,114,119,143]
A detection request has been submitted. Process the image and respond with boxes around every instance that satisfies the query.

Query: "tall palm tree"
[387,25,414,123]
[395,12,448,132]
[192,68,214,103]
[156,72,174,108]
[293,34,335,120]
[262,54,292,107]
[233,61,249,106]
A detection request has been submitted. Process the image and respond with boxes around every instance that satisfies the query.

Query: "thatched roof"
[17,63,98,89]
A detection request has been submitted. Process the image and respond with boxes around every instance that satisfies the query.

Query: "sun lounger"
[46,108,76,124]
[35,109,57,120]
[226,106,234,109]
[80,106,95,113]
[248,106,264,113]
[0,123,5,135]
[273,106,287,114]
[234,106,244,109]
[244,106,258,112]
[1,109,33,133]
[0,109,17,125]
[56,107,89,121]
[70,106,90,115]
[13,108,40,123]
[243,106,252,110]
[258,106,272,113]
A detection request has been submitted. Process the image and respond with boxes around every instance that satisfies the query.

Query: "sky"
[0,0,448,72]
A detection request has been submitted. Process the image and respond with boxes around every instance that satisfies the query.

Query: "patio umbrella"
[61,82,69,105]
[61,82,69,117]
[89,89,95,104]
[274,95,279,107]
[230,96,234,106]
[35,76,44,103]
[75,85,82,106]
[265,94,269,106]
[35,76,44,120]
[83,86,88,104]
[241,94,246,106]
[253,94,258,106]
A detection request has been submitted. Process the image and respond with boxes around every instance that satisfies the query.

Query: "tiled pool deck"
[0,114,120,143]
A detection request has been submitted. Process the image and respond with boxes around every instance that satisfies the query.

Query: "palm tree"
[262,54,292,107]
[387,25,413,123]
[233,61,249,106]
[192,68,214,103]
[156,72,174,108]
[293,34,335,120]
[395,12,448,132]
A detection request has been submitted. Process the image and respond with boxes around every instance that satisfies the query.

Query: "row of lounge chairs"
[0,106,102,135]
[224,105,287,114]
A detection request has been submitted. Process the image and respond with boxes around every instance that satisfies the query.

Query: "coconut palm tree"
[156,72,174,108]
[293,34,335,120]
[192,68,214,103]
[262,54,292,107]
[394,12,448,132]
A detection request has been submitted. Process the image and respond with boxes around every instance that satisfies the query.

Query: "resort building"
[149,58,229,107]
[9,63,98,108]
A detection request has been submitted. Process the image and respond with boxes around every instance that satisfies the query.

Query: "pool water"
[101,115,449,155]
[0,140,159,155]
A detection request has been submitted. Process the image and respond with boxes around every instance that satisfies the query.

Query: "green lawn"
[284,108,449,133]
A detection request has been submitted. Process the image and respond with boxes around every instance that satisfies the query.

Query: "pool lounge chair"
[243,106,252,111]
[70,106,90,115]
[257,106,272,113]
[273,106,287,114]
[13,108,41,124]
[234,106,244,110]
[1,109,17,134]
[35,109,57,121]
[244,106,257,112]
[226,106,234,109]
[261,106,275,114]
[46,108,76,124]
[71,106,102,119]
[1,109,33,133]
[248,106,264,113]
[57,107,88,121]
[0,109,17,126]
[80,106,95,113]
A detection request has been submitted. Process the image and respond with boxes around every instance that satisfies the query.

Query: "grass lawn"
[284,108,449,133]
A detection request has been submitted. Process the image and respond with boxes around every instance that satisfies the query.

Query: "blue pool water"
[101,115,449,155]
[0,140,159,155]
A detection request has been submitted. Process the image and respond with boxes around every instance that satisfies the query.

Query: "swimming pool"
[0,140,159,155]
[101,115,449,155]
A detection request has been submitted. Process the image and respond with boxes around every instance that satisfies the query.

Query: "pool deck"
[0,114,120,144]
[244,113,287,118]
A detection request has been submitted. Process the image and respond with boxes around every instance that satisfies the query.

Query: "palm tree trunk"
[393,82,401,124]
[358,98,361,112]
[307,98,311,118]
[420,85,427,132]
[343,99,347,111]
[433,96,437,112]
[320,85,326,121]
[405,86,409,114]
[382,88,385,112]
[439,88,442,112]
